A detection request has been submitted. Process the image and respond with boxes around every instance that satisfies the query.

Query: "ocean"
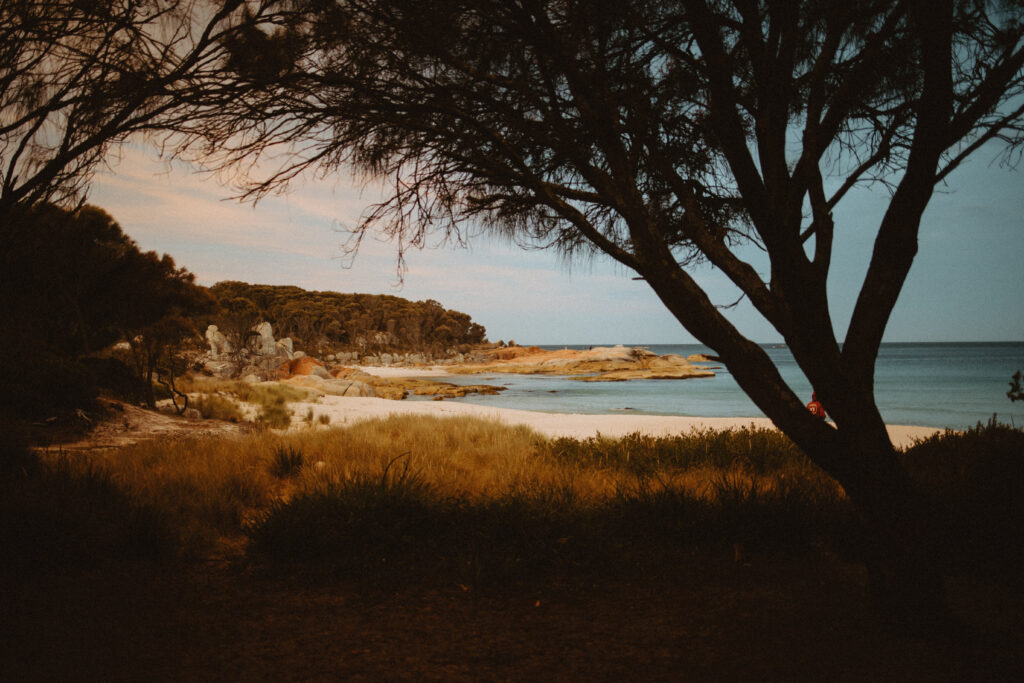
[438,342,1024,430]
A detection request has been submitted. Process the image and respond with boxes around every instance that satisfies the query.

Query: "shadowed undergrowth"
[5,416,1021,589]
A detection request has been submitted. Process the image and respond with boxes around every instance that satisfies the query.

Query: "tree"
[1010,371,1024,402]
[0,202,213,413]
[0,0,283,215]
[1,203,212,357]
[180,0,1024,621]
[127,315,199,411]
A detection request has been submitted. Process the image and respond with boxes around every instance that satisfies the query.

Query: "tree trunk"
[805,425,949,630]
[706,332,950,629]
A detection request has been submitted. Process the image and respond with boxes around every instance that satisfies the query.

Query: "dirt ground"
[3,551,1021,682]
[35,400,250,452]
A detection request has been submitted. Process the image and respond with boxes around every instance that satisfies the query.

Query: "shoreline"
[298,395,941,449]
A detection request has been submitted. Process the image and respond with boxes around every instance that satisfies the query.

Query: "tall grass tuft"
[256,394,292,429]
[270,445,304,478]
[192,394,244,422]
[73,437,279,557]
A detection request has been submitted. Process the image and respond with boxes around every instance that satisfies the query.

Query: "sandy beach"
[298,395,941,449]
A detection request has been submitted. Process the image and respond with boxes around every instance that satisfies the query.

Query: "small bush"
[269,446,304,478]
[256,395,292,429]
[193,394,244,422]
[539,427,810,474]
[317,413,331,425]
[0,355,97,418]
[248,453,435,566]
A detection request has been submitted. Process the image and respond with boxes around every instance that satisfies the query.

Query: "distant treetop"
[205,281,486,353]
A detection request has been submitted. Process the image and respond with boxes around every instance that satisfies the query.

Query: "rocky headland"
[199,323,715,402]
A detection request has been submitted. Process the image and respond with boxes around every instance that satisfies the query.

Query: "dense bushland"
[205,281,487,354]
[0,203,213,419]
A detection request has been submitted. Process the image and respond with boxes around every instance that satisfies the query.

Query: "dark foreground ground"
[3,551,1021,682]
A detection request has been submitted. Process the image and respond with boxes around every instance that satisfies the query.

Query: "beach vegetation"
[1009,371,1023,402]
[1,442,174,572]
[269,445,305,479]
[192,394,245,423]
[15,416,1015,600]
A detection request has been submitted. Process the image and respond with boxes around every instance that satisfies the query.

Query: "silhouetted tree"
[0,203,212,411]
[0,0,281,214]
[178,0,1024,623]
[1010,371,1024,402]
[127,315,199,411]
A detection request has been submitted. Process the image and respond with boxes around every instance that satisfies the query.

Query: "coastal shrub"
[256,395,293,429]
[540,427,811,473]
[244,382,314,406]
[0,355,97,419]
[193,394,244,422]
[248,453,436,565]
[80,356,142,403]
[901,420,1024,575]
[269,445,304,478]
[74,437,278,557]
[1,450,173,571]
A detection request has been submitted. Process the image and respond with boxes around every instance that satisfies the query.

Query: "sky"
[88,143,1024,346]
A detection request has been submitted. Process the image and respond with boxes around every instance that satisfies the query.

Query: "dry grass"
[33,414,849,563]
[283,414,614,502]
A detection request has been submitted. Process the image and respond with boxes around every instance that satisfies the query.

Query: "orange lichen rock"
[281,356,327,378]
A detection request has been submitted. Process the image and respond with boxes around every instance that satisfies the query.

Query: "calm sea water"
[438,342,1024,429]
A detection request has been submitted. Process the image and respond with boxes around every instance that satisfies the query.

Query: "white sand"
[298,396,940,449]
[349,365,452,378]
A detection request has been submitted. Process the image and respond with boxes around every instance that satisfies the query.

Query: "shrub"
[193,394,244,422]
[0,355,97,419]
[248,453,435,566]
[269,446,304,478]
[256,395,292,429]
[1,450,174,571]
[539,427,811,474]
[901,419,1024,575]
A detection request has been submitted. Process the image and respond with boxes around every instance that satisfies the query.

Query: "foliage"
[0,0,279,210]
[269,445,305,478]
[255,394,293,430]
[539,427,814,474]
[0,354,98,420]
[0,203,213,414]
[900,419,1024,575]
[204,281,486,353]
[1009,370,1024,402]
[1,446,174,572]
[192,394,245,422]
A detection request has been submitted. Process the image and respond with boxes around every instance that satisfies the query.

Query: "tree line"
[205,281,486,354]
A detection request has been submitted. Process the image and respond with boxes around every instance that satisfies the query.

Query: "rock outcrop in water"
[444,345,716,382]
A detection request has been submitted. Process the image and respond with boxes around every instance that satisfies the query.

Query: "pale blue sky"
[89,144,1023,345]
